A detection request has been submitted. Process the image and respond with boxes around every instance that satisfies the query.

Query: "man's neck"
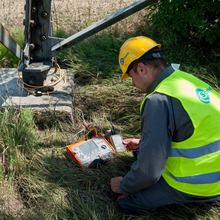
[151,66,166,80]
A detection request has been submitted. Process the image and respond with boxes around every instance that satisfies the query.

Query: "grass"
[1,0,220,219]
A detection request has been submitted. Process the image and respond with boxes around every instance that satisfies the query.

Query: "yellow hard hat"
[119,36,161,80]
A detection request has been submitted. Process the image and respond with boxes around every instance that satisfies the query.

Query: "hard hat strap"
[126,52,163,74]
[140,52,163,60]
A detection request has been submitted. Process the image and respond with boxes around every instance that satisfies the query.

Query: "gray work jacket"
[119,66,194,195]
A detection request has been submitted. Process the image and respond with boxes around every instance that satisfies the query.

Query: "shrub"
[147,0,220,45]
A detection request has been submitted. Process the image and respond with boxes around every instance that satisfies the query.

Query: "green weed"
[0,1,220,219]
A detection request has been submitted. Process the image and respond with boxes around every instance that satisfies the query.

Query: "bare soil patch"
[0,0,147,217]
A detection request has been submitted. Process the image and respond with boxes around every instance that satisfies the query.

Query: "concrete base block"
[0,68,74,113]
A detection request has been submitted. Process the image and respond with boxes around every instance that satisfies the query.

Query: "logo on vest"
[120,52,129,66]
[195,87,212,103]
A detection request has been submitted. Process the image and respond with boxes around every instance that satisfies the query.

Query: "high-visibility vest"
[140,70,220,196]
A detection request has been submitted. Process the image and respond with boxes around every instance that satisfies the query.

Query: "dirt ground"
[0,181,26,218]
[0,0,145,217]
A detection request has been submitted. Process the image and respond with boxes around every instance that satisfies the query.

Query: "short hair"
[130,46,167,73]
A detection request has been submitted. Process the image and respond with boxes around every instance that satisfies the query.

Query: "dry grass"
[0,0,147,35]
[0,1,146,218]
[1,1,220,219]
[0,181,26,218]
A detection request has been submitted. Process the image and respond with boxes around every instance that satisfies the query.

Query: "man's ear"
[137,62,147,75]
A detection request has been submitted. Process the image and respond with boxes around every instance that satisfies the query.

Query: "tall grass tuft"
[0,0,220,219]
[0,107,36,181]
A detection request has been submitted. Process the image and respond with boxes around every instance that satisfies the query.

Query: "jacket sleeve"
[119,93,173,195]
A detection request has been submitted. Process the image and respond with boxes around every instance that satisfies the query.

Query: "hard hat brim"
[120,72,129,81]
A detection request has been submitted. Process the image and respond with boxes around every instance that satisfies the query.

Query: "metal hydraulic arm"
[51,0,157,57]
[0,0,157,87]
[0,23,23,61]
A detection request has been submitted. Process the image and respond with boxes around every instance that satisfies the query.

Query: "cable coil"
[17,60,67,95]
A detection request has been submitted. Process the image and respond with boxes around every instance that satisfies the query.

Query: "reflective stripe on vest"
[140,70,220,196]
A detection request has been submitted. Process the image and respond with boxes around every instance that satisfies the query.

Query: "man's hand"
[123,138,140,151]
[110,177,123,193]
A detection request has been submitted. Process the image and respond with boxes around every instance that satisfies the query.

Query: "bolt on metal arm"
[0,0,157,87]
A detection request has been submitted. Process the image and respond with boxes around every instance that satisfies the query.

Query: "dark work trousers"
[117,177,220,213]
